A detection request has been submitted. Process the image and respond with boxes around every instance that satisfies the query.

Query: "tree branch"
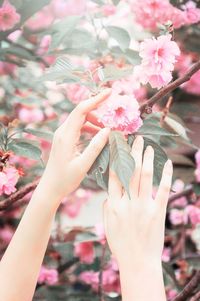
[140,60,200,114]
[0,179,39,211]
[171,271,200,301]
[190,290,200,301]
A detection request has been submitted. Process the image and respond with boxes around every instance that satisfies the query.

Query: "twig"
[168,186,193,204]
[0,179,39,211]
[190,290,200,301]
[140,60,200,114]
[171,271,200,301]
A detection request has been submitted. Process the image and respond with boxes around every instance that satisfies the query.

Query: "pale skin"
[0,89,172,301]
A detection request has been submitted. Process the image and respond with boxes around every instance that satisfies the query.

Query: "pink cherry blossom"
[65,83,90,104]
[0,0,20,31]
[74,241,95,264]
[186,205,200,225]
[170,179,187,207]
[50,0,86,18]
[38,266,58,285]
[182,1,200,24]
[134,34,180,89]
[195,150,200,182]
[162,247,171,262]
[169,208,188,225]
[79,271,99,290]
[101,4,117,16]
[0,166,20,196]
[18,107,44,123]
[96,92,143,134]
[0,226,14,244]
[0,61,16,75]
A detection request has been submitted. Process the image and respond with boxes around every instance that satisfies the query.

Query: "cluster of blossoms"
[38,266,59,285]
[96,92,143,134]
[0,166,20,196]
[134,34,180,89]
[130,0,200,30]
[0,0,20,31]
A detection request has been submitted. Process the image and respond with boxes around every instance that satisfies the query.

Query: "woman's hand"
[39,89,111,204]
[103,135,173,301]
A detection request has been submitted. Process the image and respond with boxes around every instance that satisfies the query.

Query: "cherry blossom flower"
[74,241,95,264]
[0,166,20,196]
[50,0,86,18]
[66,83,90,104]
[96,92,143,134]
[169,208,188,225]
[18,107,44,123]
[134,34,180,89]
[186,205,200,225]
[102,4,117,16]
[38,266,58,285]
[0,226,14,244]
[0,0,20,31]
[182,1,200,25]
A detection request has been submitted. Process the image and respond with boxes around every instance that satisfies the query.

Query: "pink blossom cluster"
[0,0,20,31]
[195,150,200,182]
[170,205,200,226]
[0,166,20,196]
[18,106,44,123]
[134,34,180,89]
[65,83,90,104]
[0,226,14,244]
[96,92,143,134]
[38,266,58,285]
[130,0,200,30]
[176,53,200,95]
[74,241,95,264]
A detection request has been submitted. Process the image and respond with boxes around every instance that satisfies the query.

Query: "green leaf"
[8,140,42,161]
[18,0,51,24]
[109,131,135,198]
[137,124,178,137]
[99,65,133,82]
[112,0,121,5]
[194,183,200,196]
[88,144,109,190]
[49,16,81,50]
[106,26,131,50]
[24,128,53,141]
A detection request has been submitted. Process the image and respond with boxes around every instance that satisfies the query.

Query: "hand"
[103,135,173,268]
[39,89,111,204]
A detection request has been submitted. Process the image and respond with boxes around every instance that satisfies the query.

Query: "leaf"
[88,144,109,190]
[106,26,131,50]
[24,128,53,141]
[109,131,135,198]
[112,0,121,5]
[8,140,42,161]
[194,183,200,196]
[162,262,182,290]
[49,16,81,50]
[137,124,178,137]
[18,0,51,24]
[100,65,133,82]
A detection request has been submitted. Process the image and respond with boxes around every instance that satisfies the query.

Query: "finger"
[139,145,154,201]
[57,88,111,153]
[129,136,144,199]
[108,168,123,206]
[76,127,110,175]
[155,159,173,212]
[86,112,104,128]
[81,122,101,135]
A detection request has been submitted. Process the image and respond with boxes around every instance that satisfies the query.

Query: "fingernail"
[165,159,173,169]
[135,135,143,144]
[146,145,154,153]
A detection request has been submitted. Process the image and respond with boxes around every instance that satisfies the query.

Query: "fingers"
[129,136,144,199]
[155,159,173,212]
[59,88,111,146]
[76,128,110,175]
[86,112,104,128]
[108,169,123,206]
[81,122,101,135]
[139,145,154,201]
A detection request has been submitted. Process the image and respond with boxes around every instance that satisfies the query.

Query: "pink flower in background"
[186,205,200,225]
[162,247,171,262]
[26,6,54,30]
[0,226,14,243]
[183,1,200,24]
[0,0,20,31]
[18,107,44,123]
[66,84,90,104]
[102,4,117,16]
[96,92,143,134]
[169,209,188,225]
[50,0,86,18]
[195,150,200,182]
[171,179,187,207]
[0,61,16,75]
[79,271,99,290]
[0,166,20,196]
[134,34,180,89]
[38,266,58,285]
[74,241,95,264]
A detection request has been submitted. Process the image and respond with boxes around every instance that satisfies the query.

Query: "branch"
[171,271,200,301]
[190,291,200,301]
[0,179,39,211]
[168,186,193,204]
[140,60,200,114]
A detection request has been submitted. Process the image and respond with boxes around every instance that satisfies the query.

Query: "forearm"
[0,178,60,301]
[119,259,166,301]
